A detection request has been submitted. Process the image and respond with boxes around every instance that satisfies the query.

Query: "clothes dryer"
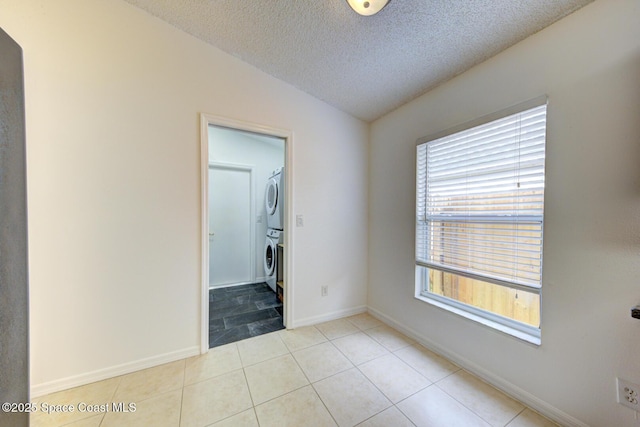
[265,167,284,230]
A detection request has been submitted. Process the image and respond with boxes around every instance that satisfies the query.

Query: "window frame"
[414,97,547,345]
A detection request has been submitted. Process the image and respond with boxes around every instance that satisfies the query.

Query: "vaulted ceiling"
[123,0,593,122]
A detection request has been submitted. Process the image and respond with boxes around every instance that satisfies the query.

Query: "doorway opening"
[200,114,292,352]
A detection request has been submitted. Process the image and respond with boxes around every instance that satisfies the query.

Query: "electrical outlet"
[321,285,328,297]
[617,378,640,411]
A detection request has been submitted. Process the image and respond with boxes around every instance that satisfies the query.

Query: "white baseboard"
[209,278,270,290]
[30,345,200,398]
[291,305,367,329]
[366,306,589,427]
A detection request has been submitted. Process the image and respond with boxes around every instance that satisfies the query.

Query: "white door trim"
[208,161,256,288]
[200,113,294,354]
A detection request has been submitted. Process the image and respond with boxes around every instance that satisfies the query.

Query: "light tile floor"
[30,313,558,427]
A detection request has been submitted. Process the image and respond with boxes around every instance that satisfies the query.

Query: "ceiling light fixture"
[346,0,391,16]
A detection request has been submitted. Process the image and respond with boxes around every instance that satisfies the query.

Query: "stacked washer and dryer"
[263,167,284,292]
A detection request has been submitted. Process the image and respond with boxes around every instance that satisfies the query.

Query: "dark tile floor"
[209,282,284,348]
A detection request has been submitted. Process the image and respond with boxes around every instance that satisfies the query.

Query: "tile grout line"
[178,354,189,427]
[348,339,411,425]
[433,373,519,427]
[311,324,403,426]
[246,333,307,425]
[177,383,185,427]
[320,320,454,426]
[290,331,346,427]
[308,382,342,427]
[279,326,357,426]
[209,283,284,349]
[504,407,528,427]
[241,357,258,411]
[97,372,123,427]
[433,380,492,426]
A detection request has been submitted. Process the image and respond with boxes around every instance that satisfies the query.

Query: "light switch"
[296,214,304,227]
[257,214,263,224]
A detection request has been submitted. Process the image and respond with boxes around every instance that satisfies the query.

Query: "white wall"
[208,126,284,284]
[369,0,640,425]
[0,0,368,394]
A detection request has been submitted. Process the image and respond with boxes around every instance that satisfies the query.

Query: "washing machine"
[265,167,284,230]
[263,228,283,292]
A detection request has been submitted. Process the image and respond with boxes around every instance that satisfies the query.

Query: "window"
[415,99,547,344]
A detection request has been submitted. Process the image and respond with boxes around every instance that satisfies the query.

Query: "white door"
[209,165,253,287]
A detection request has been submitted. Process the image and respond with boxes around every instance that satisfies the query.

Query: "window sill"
[415,293,541,346]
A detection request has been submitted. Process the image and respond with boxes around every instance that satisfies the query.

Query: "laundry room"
[207,124,286,347]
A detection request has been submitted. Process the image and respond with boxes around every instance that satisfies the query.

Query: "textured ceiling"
[122,0,593,122]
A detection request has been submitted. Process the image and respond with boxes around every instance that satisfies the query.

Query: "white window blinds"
[416,103,546,290]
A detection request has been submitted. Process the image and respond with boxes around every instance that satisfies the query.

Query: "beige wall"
[0,0,368,394]
[369,0,640,425]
